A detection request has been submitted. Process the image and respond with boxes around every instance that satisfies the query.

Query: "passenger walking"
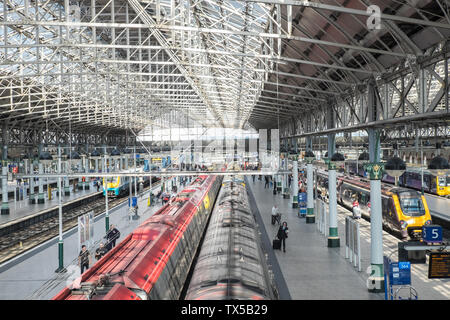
[352,195,361,219]
[277,222,289,253]
[105,224,120,251]
[271,205,279,225]
[78,245,91,274]
[264,176,269,188]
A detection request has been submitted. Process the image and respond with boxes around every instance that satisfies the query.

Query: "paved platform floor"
[344,203,450,300]
[0,183,164,300]
[248,178,382,300]
[0,182,99,225]
[248,178,450,300]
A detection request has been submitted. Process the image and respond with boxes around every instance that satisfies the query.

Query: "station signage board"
[428,252,450,279]
[389,261,411,286]
[422,225,442,244]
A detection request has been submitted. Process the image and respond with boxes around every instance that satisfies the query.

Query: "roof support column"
[1,125,9,215]
[64,145,70,196]
[326,103,336,158]
[306,137,312,152]
[366,81,385,292]
[37,145,45,204]
[55,145,65,273]
[104,145,109,233]
[292,137,297,154]
[326,101,339,247]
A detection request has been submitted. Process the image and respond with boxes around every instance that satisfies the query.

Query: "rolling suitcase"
[272,238,281,250]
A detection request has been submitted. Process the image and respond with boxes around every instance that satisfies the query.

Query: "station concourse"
[0,0,449,302]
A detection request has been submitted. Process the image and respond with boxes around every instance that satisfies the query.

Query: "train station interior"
[0,0,449,305]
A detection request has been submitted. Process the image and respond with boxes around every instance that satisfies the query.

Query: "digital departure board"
[428,252,450,279]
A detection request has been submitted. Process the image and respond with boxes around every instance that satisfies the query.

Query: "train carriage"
[102,168,153,197]
[54,175,222,300]
[316,171,432,240]
[185,175,275,300]
[346,160,450,197]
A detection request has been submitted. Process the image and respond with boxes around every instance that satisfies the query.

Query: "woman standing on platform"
[277,222,289,253]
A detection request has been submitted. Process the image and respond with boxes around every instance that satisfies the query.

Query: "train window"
[106,177,116,183]
[361,194,370,205]
[397,191,426,217]
[430,177,437,190]
[438,175,450,187]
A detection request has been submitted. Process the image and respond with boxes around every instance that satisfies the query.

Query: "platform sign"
[298,192,307,217]
[78,211,94,253]
[422,225,442,244]
[385,256,411,289]
[428,252,450,279]
[390,261,411,286]
[298,192,307,203]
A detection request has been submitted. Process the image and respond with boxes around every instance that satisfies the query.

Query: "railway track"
[0,182,160,265]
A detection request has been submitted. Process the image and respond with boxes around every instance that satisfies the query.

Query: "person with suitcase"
[277,222,289,252]
[272,237,281,250]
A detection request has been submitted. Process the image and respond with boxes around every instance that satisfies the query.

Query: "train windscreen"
[106,177,119,184]
[438,175,450,187]
[398,191,426,217]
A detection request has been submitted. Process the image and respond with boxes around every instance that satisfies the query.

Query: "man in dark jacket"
[95,242,107,260]
[277,222,289,253]
[78,245,91,274]
[105,224,120,251]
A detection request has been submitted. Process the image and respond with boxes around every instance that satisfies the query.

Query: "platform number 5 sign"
[422,225,442,244]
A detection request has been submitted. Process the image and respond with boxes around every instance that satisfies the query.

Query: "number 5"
[432,229,439,239]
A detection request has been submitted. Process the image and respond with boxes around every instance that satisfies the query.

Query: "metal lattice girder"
[1,0,450,138]
[281,49,450,139]
[248,0,450,130]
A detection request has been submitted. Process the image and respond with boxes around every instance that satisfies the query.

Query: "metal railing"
[345,216,361,272]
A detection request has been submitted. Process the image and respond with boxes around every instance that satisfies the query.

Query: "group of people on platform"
[77,224,121,274]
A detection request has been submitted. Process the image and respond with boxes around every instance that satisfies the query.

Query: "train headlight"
[425,220,432,225]
[400,220,408,229]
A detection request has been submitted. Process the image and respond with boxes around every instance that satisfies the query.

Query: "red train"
[53,175,222,300]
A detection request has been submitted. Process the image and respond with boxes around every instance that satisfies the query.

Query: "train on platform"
[346,160,450,197]
[185,175,276,300]
[102,161,158,197]
[53,174,222,300]
[316,171,432,240]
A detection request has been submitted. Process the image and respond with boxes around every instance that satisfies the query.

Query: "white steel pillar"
[292,160,299,208]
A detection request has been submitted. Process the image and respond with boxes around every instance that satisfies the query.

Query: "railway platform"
[425,194,450,223]
[1,178,79,202]
[0,184,164,300]
[0,182,99,225]
[247,178,450,300]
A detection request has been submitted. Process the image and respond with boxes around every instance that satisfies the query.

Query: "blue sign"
[389,261,411,286]
[422,225,442,244]
[298,192,307,202]
[143,159,150,172]
[136,154,140,159]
